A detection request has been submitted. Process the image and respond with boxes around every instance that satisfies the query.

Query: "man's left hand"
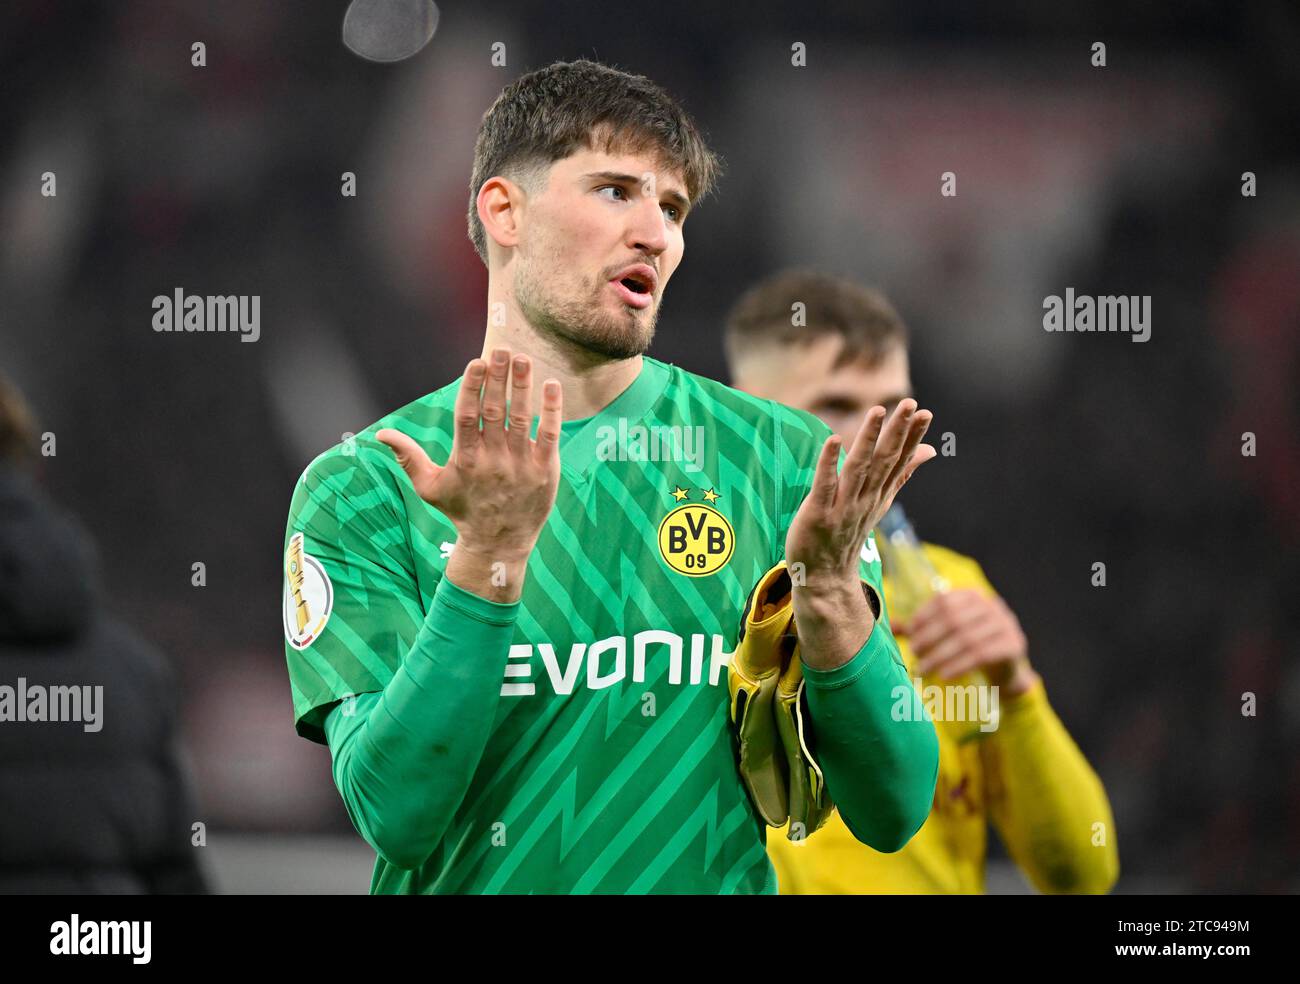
[785,398,935,584]
[785,399,935,670]
[899,590,1039,698]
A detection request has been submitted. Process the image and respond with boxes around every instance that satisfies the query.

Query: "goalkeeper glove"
[728,562,836,839]
[774,651,835,839]
[728,562,798,827]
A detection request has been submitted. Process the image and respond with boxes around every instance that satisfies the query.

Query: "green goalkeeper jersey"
[282,355,920,894]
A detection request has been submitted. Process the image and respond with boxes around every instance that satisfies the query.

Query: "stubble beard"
[514,255,658,362]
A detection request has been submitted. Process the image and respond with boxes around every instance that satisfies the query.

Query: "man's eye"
[663,204,681,222]
[597,185,627,201]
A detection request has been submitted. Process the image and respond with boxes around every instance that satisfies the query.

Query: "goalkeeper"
[282,60,938,894]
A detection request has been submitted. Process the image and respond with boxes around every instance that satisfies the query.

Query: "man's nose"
[627,198,669,255]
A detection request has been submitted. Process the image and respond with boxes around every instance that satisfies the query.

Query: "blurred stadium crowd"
[1,0,1296,891]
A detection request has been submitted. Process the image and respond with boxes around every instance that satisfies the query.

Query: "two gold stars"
[671,486,720,503]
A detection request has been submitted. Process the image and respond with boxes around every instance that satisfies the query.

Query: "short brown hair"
[723,269,909,374]
[466,58,723,266]
[0,374,38,469]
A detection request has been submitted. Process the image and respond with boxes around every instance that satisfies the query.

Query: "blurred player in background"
[725,271,1119,893]
[0,376,208,894]
[282,61,940,894]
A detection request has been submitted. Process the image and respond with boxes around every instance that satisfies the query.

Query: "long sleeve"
[323,575,520,870]
[981,678,1120,893]
[801,622,940,853]
[769,401,938,853]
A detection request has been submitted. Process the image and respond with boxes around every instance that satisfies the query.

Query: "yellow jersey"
[766,541,1119,894]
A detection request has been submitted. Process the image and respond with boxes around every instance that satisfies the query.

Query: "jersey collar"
[543,356,671,484]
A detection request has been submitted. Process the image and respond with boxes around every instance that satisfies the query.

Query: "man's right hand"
[376,347,562,603]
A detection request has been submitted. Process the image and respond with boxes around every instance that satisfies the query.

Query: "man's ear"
[477,176,525,253]
[729,362,776,399]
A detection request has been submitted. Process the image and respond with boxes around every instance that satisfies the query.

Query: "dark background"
[2,0,1296,891]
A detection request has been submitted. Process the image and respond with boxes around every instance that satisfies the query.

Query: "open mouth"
[611,276,654,309]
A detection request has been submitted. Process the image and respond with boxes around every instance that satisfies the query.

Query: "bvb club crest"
[657,486,735,577]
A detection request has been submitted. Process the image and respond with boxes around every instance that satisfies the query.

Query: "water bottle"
[875,504,998,742]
